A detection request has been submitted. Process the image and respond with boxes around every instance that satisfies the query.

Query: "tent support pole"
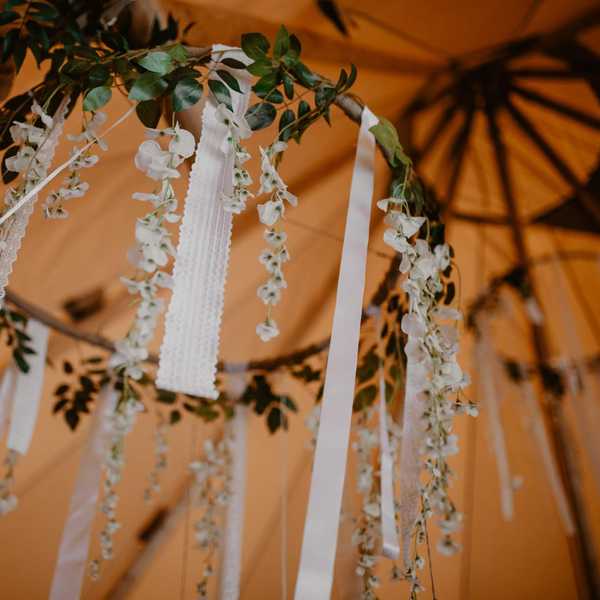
[485,101,600,600]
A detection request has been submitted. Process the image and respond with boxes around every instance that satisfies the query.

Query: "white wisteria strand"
[378,195,474,596]
[255,141,297,342]
[190,434,233,599]
[90,124,194,579]
[43,111,107,219]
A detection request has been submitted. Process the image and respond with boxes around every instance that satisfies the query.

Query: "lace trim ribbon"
[0,98,69,299]
[294,106,378,600]
[157,45,251,398]
[49,384,118,600]
[398,352,426,566]
[6,319,48,455]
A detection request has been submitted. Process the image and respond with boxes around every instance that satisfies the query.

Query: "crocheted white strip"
[157,45,251,398]
[0,97,69,300]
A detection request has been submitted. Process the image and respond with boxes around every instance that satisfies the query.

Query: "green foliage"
[241,374,297,433]
[0,308,34,373]
[52,355,110,431]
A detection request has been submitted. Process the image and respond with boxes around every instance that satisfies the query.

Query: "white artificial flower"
[257,199,283,226]
[168,125,195,158]
[256,318,279,342]
[257,281,281,305]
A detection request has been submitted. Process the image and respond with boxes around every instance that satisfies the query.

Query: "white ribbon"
[157,45,252,399]
[372,309,400,559]
[6,319,49,455]
[518,369,575,534]
[0,365,16,439]
[474,318,514,521]
[294,106,377,600]
[219,369,248,600]
[49,384,118,600]
[551,257,600,492]
[398,351,425,566]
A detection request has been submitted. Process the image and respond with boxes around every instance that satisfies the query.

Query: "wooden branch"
[4,256,400,374]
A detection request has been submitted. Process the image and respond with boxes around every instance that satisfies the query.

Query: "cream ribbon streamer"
[0,365,16,439]
[49,384,118,600]
[157,45,251,399]
[219,369,248,600]
[370,307,400,559]
[294,106,378,600]
[6,319,49,455]
[474,318,514,521]
[518,367,575,534]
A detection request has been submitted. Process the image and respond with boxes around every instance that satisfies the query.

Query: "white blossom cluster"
[0,450,18,516]
[144,413,169,503]
[90,125,194,580]
[379,197,474,594]
[3,100,64,224]
[190,435,233,600]
[216,104,253,214]
[255,142,297,342]
[351,408,382,600]
[43,112,107,219]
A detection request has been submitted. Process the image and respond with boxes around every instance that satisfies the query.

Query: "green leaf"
[283,74,294,100]
[293,62,319,88]
[278,108,295,141]
[53,398,68,414]
[12,40,25,72]
[63,360,73,374]
[315,85,335,110]
[166,43,188,63]
[157,388,177,405]
[245,102,276,131]
[267,406,283,433]
[172,77,202,112]
[253,71,279,97]
[88,64,110,87]
[83,86,111,112]
[273,25,290,60]
[136,99,162,128]
[444,281,456,305]
[221,57,246,69]
[247,58,273,77]
[289,34,301,59]
[241,32,270,60]
[208,79,232,110]
[30,2,59,20]
[137,51,174,75]
[217,69,241,93]
[298,99,310,120]
[353,385,377,411]
[13,349,29,373]
[169,409,181,425]
[0,11,19,25]
[369,117,411,168]
[64,408,80,431]
[54,384,69,396]
[129,72,168,101]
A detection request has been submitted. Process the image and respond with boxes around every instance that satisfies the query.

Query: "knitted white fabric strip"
[157,45,251,398]
[0,97,69,300]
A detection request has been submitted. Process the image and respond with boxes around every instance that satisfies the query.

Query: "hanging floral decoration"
[0,5,473,598]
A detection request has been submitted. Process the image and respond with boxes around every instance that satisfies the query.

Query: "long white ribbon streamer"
[398,351,425,566]
[518,369,575,534]
[551,258,600,492]
[294,106,377,600]
[474,319,514,521]
[6,319,48,455]
[219,369,248,600]
[49,384,118,600]
[157,45,251,399]
[0,365,16,439]
[371,308,400,559]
